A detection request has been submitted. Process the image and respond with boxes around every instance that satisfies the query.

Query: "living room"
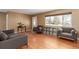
[0,9,79,49]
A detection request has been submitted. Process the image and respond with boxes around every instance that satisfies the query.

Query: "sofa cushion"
[2,29,14,35]
[62,33,72,36]
[0,32,8,41]
[62,27,74,33]
[8,33,19,39]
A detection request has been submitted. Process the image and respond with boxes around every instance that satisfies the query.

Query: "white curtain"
[32,16,38,30]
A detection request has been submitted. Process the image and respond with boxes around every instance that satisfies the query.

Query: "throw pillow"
[0,32,8,41]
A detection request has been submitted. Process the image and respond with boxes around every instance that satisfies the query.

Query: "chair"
[33,25,43,33]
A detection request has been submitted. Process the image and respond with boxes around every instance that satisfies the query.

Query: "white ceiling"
[0,9,53,15]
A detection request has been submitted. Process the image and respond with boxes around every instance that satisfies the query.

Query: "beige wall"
[34,9,79,31]
[72,9,79,31]
[7,12,32,32]
[0,13,6,30]
[0,9,79,32]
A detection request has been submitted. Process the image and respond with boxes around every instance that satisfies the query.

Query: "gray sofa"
[0,29,27,49]
[57,27,78,42]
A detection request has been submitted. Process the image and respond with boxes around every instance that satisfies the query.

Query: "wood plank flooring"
[21,32,79,49]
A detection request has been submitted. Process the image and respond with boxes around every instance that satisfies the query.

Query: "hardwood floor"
[21,32,79,49]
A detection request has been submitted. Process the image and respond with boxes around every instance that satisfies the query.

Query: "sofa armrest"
[71,30,78,35]
[57,30,62,36]
[71,30,78,40]
[3,29,14,35]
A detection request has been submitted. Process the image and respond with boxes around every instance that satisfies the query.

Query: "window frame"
[45,12,72,27]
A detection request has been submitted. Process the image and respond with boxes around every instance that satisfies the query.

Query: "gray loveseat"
[57,27,78,42]
[0,29,27,49]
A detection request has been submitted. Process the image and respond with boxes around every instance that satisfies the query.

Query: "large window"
[45,13,72,27]
[63,14,72,27]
